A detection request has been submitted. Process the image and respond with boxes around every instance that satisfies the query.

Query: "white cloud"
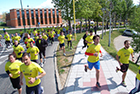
[133,0,139,5]
[36,0,55,8]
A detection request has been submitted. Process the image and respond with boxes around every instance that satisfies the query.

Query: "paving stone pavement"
[62,37,137,94]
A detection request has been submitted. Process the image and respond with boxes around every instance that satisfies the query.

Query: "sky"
[0,0,139,15]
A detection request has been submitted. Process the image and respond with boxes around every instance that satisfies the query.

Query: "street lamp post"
[20,0,26,32]
[108,2,113,47]
[101,8,105,39]
[27,5,31,29]
[73,0,76,40]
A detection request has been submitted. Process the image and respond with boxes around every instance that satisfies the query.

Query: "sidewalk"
[61,31,136,94]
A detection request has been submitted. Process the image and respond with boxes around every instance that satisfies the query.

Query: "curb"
[53,43,63,94]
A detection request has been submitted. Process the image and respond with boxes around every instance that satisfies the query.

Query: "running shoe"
[43,58,46,63]
[70,47,72,50]
[116,67,119,72]
[41,86,44,94]
[40,63,44,68]
[63,53,66,56]
[121,82,127,87]
[96,82,101,88]
[84,65,87,72]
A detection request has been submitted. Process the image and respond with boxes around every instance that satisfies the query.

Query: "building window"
[53,9,55,24]
[44,9,47,24]
[26,10,30,26]
[17,10,21,26]
[40,9,43,24]
[49,10,51,24]
[36,10,39,25]
[31,10,34,25]
[22,10,25,26]
[57,10,59,23]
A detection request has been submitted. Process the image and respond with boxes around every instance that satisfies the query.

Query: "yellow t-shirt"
[33,30,38,36]
[4,34,10,41]
[57,30,61,35]
[58,35,65,44]
[136,66,140,80]
[5,60,22,78]
[0,35,2,40]
[48,32,51,37]
[86,43,101,63]
[50,31,55,38]
[14,36,21,42]
[27,46,39,60]
[34,36,39,41]
[42,35,48,40]
[11,36,15,43]
[117,47,134,64]
[27,30,31,34]
[85,35,94,46]
[41,28,44,32]
[37,29,41,33]
[25,38,34,48]
[66,34,73,41]
[20,62,45,87]
[19,31,23,35]
[13,45,24,58]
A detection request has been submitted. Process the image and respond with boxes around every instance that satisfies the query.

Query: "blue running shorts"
[87,60,100,70]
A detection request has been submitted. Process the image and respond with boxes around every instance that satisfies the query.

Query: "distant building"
[6,8,62,28]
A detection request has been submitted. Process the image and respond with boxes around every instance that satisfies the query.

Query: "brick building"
[6,8,62,28]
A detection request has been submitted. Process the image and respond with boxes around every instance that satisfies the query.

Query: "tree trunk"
[107,21,109,29]
[80,20,82,33]
[85,19,87,30]
[68,19,71,30]
[97,18,99,28]
[88,19,90,30]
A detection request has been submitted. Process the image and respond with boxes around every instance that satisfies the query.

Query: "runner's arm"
[116,55,122,66]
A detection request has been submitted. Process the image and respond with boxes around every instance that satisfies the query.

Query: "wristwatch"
[35,77,38,80]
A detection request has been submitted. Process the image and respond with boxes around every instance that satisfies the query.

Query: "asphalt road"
[0,36,59,94]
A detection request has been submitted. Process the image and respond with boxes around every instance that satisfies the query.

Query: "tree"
[130,6,140,64]
[52,0,73,30]
[1,12,7,22]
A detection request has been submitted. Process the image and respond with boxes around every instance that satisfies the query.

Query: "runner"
[57,27,61,37]
[24,34,35,49]
[116,40,134,87]
[37,28,41,35]
[34,34,39,42]
[27,41,40,64]
[84,35,103,88]
[49,30,55,45]
[27,28,31,36]
[11,34,15,45]
[4,32,11,49]
[5,54,22,94]
[85,30,94,48]
[58,31,66,56]
[14,32,21,44]
[20,52,46,94]
[33,29,38,37]
[129,66,140,94]
[19,29,23,38]
[66,31,73,49]
[13,40,24,61]
[82,30,89,49]
[42,32,48,41]
[36,35,48,67]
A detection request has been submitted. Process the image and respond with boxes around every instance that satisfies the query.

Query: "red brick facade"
[6,8,62,28]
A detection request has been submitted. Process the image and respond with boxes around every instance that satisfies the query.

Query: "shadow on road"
[0,73,8,78]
